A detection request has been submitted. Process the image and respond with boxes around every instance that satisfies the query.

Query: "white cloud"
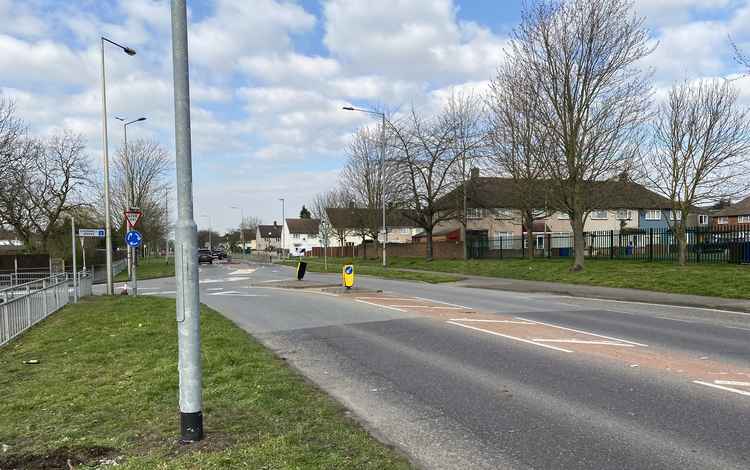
[323,0,506,84]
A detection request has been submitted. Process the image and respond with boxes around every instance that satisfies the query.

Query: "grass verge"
[0,296,412,469]
[114,257,175,282]
[281,259,464,284]
[299,256,750,300]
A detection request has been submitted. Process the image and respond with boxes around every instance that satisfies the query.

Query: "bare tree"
[646,79,750,265]
[0,96,25,193]
[0,131,90,250]
[445,91,488,259]
[510,0,653,271]
[311,188,355,247]
[487,62,553,258]
[390,106,461,261]
[108,139,172,247]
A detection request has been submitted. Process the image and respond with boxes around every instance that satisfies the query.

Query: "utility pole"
[165,188,169,264]
[171,0,203,443]
[279,198,285,256]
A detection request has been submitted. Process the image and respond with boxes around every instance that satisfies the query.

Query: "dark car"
[198,249,213,264]
[212,249,227,260]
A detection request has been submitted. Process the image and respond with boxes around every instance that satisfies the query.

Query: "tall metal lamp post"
[100,36,137,295]
[342,106,388,267]
[230,206,244,256]
[279,198,285,256]
[115,116,146,295]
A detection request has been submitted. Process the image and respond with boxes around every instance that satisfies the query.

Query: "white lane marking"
[449,318,537,325]
[230,269,256,275]
[446,321,573,353]
[714,380,750,387]
[210,290,241,295]
[693,380,750,397]
[206,287,223,291]
[257,278,294,283]
[199,279,223,284]
[514,316,649,347]
[355,297,416,301]
[387,305,465,309]
[532,339,635,347]
[138,287,160,290]
[225,277,250,282]
[142,290,176,296]
[412,296,471,309]
[355,299,406,313]
[552,295,750,317]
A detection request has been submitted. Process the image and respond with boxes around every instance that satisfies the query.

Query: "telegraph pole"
[171,0,203,442]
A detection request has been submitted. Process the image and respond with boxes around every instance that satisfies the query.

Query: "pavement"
[102,262,750,469]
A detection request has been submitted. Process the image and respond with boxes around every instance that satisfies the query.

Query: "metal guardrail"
[0,270,54,289]
[0,271,93,347]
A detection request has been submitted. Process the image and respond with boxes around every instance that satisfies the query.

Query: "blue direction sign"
[125,230,143,248]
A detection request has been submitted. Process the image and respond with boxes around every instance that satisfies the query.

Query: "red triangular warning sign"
[125,210,142,228]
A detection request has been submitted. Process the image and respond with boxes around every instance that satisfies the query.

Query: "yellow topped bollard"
[342,264,355,289]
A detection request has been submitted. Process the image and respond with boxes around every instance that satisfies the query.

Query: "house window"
[492,208,513,219]
[698,215,709,225]
[292,233,300,239]
[616,209,631,220]
[557,212,570,220]
[490,232,513,249]
[718,217,729,225]
[670,211,682,221]
[535,234,545,250]
[467,208,483,219]
[400,228,410,234]
[645,210,661,221]
[738,215,750,224]
[532,208,546,218]
[591,210,608,220]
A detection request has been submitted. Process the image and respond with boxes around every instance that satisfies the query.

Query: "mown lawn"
[301,256,750,299]
[114,256,175,282]
[281,259,464,284]
[0,296,412,469]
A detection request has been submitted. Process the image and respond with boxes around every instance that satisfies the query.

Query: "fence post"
[25,285,31,328]
[610,230,614,259]
[42,279,48,315]
[547,233,552,258]
[649,228,654,262]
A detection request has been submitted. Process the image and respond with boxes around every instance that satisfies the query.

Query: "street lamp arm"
[102,36,136,55]
[342,106,384,117]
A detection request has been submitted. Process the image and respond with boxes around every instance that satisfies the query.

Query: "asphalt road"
[127,261,750,470]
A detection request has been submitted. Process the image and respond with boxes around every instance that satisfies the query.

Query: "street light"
[279,198,285,256]
[100,35,138,295]
[230,206,244,256]
[343,105,388,267]
[115,116,147,296]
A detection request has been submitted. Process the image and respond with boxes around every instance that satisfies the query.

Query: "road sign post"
[342,264,355,289]
[125,230,142,296]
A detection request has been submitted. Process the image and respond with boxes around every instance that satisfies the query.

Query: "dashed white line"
[532,339,635,347]
[693,380,750,397]
[714,380,750,387]
[355,299,407,313]
[514,316,649,347]
[387,305,466,310]
[552,295,750,317]
[412,296,471,309]
[446,321,573,353]
[448,318,536,325]
[142,290,176,296]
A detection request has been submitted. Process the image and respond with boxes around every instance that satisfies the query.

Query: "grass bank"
[114,256,175,282]
[281,259,464,284]
[0,296,412,469]
[302,256,750,300]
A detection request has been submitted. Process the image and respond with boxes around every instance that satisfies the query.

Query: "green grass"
[115,256,175,282]
[0,296,412,469]
[282,259,464,284]
[298,256,750,300]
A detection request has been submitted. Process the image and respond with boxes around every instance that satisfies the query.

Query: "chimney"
[470,167,480,179]
[273,220,277,227]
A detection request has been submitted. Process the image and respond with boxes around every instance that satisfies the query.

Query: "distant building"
[282,218,322,253]
[712,196,750,226]
[255,222,282,252]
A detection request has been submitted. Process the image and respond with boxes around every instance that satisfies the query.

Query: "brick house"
[712,196,750,227]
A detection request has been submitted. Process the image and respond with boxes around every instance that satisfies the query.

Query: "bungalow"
[324,208,421,246]
[255,222,282,252]
[712,196,750,226]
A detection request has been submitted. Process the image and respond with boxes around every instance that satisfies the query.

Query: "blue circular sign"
[125,230,143,247]
[345,266,353,275]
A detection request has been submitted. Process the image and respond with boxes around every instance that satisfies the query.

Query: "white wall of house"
[282,223,322,252]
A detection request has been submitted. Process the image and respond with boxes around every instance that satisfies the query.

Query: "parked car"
[198,249,213,264]
[212,249,227,260]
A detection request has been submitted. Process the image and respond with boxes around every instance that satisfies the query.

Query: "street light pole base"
[179,411,204,443]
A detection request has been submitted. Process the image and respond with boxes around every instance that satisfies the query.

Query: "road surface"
[126,261,750,470]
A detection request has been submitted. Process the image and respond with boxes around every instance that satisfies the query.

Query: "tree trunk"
[571,213,585,271]
[426,228,434,261]
[524,210,534,259]
[362,235,367,259]
[677,223,688,266]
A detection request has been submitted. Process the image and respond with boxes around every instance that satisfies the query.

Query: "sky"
[2,0,750,234]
